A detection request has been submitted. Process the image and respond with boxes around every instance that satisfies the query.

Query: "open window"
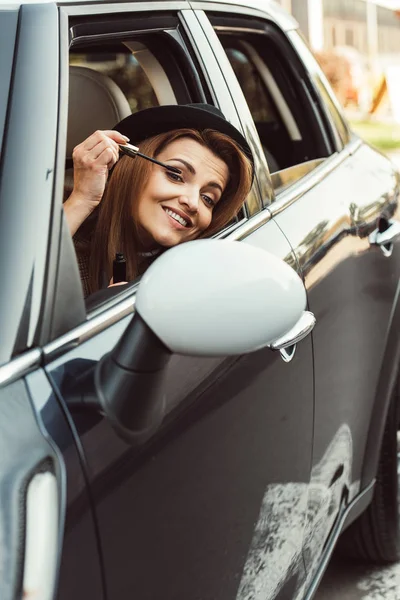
[52,8,253,338]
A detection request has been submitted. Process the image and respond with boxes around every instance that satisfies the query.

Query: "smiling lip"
[162,206,193,228]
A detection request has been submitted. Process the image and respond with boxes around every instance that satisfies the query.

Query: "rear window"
[0,9,18,158]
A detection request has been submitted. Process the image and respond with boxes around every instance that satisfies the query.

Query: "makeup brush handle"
[113,253,127,283]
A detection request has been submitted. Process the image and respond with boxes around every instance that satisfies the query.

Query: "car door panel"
[41,4,314,598]
[270,144,400,578]
[46,215,314,600]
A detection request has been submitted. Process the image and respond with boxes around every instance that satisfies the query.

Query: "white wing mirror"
[136,239,306,356]
[82,239,312,443]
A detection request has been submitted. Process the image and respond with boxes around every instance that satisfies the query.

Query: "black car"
[1,1,400,599]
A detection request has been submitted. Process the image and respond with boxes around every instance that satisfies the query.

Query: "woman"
[64,103,254,297]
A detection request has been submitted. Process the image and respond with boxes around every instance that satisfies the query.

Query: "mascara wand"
[118,143,182,174]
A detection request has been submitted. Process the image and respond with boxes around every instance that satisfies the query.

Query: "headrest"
[67,65,131,157]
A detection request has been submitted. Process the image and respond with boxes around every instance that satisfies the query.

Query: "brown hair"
[87,128,253,294]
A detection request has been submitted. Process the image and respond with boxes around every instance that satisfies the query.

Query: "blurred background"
[276,0,400,165]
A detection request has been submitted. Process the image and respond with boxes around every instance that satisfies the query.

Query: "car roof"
[2,0,298,30]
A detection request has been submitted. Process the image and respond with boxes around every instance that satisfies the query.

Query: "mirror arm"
[69,314,172,444]
[95,313,172,442]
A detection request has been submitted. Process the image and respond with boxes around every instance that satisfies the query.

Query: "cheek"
[198,207,213,232]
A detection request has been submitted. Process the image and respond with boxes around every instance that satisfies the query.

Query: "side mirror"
[136,239,306,355]
[82,240,307,442]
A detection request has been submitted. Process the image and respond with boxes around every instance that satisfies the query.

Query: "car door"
[41,3,315,600]
[195,3,400,586]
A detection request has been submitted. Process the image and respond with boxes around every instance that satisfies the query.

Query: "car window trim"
[0,348,42,389]
[189,1,298,32]
[68,23,207,106]
[60,1,190,18]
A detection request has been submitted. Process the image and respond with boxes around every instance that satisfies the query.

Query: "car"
[1,1,400,599]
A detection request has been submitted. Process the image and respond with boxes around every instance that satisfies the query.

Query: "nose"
[178,190,199,213]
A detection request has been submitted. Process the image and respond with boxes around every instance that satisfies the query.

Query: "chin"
[152,232,184,248]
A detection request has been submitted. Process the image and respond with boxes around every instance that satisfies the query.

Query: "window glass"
[289,31,351,148]
[225,48,278,124]
[218,29,333,189]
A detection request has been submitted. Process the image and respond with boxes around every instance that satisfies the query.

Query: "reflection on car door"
[270,144,400,580]
[46,212,314,600]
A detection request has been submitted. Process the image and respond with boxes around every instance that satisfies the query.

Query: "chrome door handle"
[369,219,400,258]
[270,310,316,363]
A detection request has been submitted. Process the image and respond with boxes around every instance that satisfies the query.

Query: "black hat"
[113,103,254,172]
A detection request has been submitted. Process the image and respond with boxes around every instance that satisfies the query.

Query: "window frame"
[208,13,337,154]
[48,2,259,343]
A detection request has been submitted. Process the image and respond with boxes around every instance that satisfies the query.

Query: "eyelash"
[166,171,216,208]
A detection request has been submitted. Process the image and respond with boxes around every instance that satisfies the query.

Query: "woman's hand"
[108,277,128,288]
[64,130,129,235]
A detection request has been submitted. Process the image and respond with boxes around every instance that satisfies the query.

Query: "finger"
[76,129,128,153]
[75,130,110,152]
[95,146,118,170]
[103,130,131,144]
[75,139,117,165]
[108,281,128,287]
[91,139,120,162]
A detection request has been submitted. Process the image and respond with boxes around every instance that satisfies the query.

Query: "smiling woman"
[64,103,254,297]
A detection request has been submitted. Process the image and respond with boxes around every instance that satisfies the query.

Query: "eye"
[202,195,215,208]
[166,171,184,183]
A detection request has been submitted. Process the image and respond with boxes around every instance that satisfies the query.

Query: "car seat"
[65,65,132,197]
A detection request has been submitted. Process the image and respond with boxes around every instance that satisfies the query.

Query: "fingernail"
[122,135,130,141]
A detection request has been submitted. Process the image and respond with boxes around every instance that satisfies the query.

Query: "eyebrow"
[167,157,224,194]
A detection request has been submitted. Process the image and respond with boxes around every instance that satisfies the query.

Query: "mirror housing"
[136,239,306,355]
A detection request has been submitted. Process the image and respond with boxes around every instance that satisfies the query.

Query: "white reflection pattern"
[236,483,307,600]
[237,424,355,600]
[357,566,400,600]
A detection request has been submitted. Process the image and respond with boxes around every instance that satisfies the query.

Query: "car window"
[209,16,339,193]
[226,47,279,126]
[56,10,251,324]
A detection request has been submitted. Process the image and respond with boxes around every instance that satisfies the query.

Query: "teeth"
[165,209,188,227]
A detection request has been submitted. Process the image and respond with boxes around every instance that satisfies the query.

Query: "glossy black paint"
[271,145,400,578]
[47,326,314,599]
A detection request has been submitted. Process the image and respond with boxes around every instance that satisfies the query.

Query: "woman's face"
[136,137,229,249]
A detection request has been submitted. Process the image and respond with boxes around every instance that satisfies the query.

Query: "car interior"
[64,23,340,306]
